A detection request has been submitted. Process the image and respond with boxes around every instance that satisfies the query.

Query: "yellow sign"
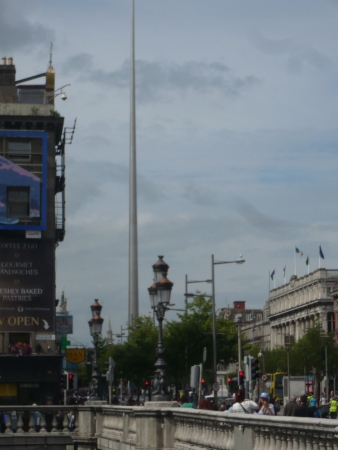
[66,348,85,364]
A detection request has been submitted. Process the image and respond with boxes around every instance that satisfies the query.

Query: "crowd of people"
[180,387,338,419]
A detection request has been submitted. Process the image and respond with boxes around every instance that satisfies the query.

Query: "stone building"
[242,268,337,350]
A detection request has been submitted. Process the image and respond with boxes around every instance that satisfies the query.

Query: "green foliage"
[50,109,61,117]
[91,294,245,392]
[31,106,40,115]
[248,322,338,382]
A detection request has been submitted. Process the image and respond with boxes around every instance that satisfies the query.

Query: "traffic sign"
[261,374,268,382]
[213,382,220,392]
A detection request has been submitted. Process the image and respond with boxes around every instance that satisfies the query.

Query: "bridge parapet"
[96,405,338,450]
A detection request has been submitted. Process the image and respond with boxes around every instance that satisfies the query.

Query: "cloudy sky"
[2,0,337,346]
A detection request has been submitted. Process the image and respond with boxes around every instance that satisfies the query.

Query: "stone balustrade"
[1,404,338,450]
[95,405,338,450]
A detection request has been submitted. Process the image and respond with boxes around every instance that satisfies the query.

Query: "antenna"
[49,42,53,68]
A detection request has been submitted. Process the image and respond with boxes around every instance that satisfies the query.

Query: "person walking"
[329,395,338,419]
[283,396,298,416]
[294,395,313,417]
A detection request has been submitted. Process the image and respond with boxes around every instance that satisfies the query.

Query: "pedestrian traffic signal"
[60,372,67,390]
[144,380,150,388]
[68,373,74,390]
[238,370,245,386]
[250,358,260,381]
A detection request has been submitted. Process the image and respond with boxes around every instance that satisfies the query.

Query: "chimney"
[0,57,17,103]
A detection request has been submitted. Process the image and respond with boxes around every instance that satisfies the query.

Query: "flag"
[270,270,275,280]
[319,245,324,259]
[283,264,286,276]
[306,256,309,266]
[295,247,303,257]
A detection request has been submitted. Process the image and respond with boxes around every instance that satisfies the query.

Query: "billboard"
[56,315,73,335]
[0,130,47,231]
[0,238,55,332]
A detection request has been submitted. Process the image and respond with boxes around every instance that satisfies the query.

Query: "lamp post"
[211,254,245,402]
[148,256,173,401]
[258,349,266,374]
[88,299,104,400]
[185,275,212,314]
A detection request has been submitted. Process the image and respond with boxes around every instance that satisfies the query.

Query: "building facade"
[0,56,71,404]
[242,269,337,350]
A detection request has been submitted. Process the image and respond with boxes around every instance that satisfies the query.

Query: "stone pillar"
[76,401,106,450]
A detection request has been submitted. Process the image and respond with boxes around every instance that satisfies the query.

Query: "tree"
[164,294,241,388]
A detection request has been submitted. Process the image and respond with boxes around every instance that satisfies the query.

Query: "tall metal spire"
[128,0,139,326]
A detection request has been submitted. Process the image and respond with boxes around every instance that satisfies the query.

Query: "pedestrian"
[320,392,327,405]
[56,410,64,430]
[283,396,298,416]
[257,392,275,415]
[32,404,41,432]
[67,410,76,432]
[309,396,317,416]
[294,395,313,417]
[329,395,338,419]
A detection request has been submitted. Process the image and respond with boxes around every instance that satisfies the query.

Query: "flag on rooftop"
[295,247,303,257]
[270,270,275,280]
[319,245,324,259]
[306,256,309,266]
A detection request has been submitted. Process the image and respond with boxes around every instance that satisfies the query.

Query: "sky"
[1,0,337,347]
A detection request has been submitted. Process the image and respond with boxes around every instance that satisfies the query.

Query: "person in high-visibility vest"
[329,396,338,419]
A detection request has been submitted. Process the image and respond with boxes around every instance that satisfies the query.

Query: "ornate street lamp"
[148,256,173,401]
[88,299,104,400]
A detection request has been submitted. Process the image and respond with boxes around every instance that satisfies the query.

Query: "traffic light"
[227,377,231,384]
[60,372,67,390]
[144,380,150,389]
[250,358,260,381]
[238,370,245,386]
[68,373,74,390]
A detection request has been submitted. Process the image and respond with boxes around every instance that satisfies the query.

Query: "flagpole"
[294,246,297,275]
[319,244,321,269]
[269,271,271,295]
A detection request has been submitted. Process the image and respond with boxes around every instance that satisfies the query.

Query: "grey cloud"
[231,196,294,236]
[182,181,219,206]
[64,56,260,101]
[65,158,165,215]
[0,3,53,52]
[250,31,332,71]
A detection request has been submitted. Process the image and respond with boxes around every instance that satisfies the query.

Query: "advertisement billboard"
[56,315,73,335]
[0,238,55,332]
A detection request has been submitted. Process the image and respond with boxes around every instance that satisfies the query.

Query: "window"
[7,186,30,218]
[246,313,253,321]
[7,141,31,162]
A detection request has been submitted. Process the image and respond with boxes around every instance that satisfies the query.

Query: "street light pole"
[211,254,245,403]
[88,299,104,400]
[185,275,212,314]
[148,256,173,402]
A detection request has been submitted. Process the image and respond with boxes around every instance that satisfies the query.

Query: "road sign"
[213,382,220,392]
[261,374,268,382]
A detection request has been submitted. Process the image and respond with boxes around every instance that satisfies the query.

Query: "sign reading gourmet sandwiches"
[0,239,55,332]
